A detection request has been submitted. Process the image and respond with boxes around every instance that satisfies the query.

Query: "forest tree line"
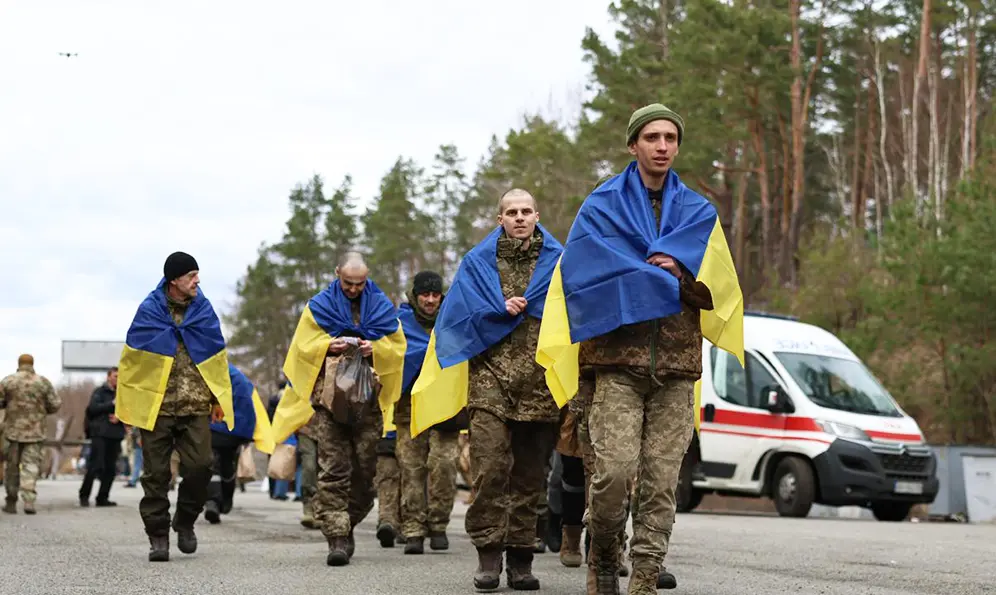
[222,0,996,445]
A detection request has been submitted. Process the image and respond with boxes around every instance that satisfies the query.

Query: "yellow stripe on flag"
[410,331,468,438]
[196,348,236,430]
[535,258,579,407]
[250,388,276,455]
[115,344,173,431]
[698,218,745,367]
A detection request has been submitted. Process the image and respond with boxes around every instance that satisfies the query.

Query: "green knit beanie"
[627,103,684,146]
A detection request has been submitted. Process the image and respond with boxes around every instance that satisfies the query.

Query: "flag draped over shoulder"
[411,224,563,437]
[271,280,406,443]
[210,364,276,455]
[115,279,234,431]
[383,303,431,434]
[537,161,744,407]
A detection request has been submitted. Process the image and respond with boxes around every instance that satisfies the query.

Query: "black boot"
[326,536,349,566]
[545,513,562,553]
[148,534,169,562]
[429,531,449,551]
[404,536,425,555]
[346,528,355,559]
[376,522,396,548]
[658,566,677,589]
[506,547,540,590]
[204,501,221,524]
[175,526,197,554]
[473,545,503,591]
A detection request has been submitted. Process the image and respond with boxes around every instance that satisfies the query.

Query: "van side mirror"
[761,385,794,414]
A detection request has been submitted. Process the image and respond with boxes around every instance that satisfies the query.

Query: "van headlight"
[815,420,870,442]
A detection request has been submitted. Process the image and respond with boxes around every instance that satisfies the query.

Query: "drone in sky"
[58,52,78,58]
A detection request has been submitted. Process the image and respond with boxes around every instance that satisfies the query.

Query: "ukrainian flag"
[115,279,235,431]
[271,279,406,443]
[410,225,563,437]
[537,162,745,407]
[210,364,276,455]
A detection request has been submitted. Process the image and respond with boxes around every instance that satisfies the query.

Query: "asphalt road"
[1,479,992,595]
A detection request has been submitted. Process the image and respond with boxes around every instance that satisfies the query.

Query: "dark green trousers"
[139,414,213,536]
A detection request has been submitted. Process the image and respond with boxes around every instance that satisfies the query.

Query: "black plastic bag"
[330,346,380,426]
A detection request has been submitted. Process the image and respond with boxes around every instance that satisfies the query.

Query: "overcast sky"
[0,0,617,384]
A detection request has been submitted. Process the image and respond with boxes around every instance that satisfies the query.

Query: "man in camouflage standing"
[393,271,461,555]
[0,354,62,514]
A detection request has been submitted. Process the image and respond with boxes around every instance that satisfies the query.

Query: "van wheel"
[870,502,912,522]
[676,463,704,512]
[771,457,816,518]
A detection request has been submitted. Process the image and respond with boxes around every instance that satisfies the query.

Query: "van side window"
[710,347,781,410]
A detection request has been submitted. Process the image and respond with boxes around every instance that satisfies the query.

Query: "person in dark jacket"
[79,368,125,506]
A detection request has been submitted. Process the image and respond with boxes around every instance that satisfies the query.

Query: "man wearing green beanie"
[551,102,714,595]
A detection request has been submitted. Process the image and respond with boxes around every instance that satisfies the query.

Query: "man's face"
[628,119,680,178]
[497,194,539,241]
[416,291,442,316]
[170,271,199,299]
[336,267,368,300]
[107,370,118,390]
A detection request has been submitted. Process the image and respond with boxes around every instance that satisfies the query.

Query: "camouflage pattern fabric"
[466,232,559,424]
[158,296,217,418]
[586,370,694,567]
[376,450,400,530]
[3,439,44,504]
[313,405,382,539]
[0,364,61,442]
[465,408,557,549]
[396,425,459,537]
[298,433,318,506]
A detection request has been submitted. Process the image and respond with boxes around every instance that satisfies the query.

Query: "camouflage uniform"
[297,415,319,528]
[375,438,401,535]
[393,299,460,542]
[0,363,61,512]
[466,231,560,584]
[580,190,712,592]
[313,299,381,545]
[139,293,218,537]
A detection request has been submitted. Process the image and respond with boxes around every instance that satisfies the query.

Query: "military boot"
[375,522,396,547]
[657,566,677,589]
[301,500,318,530]
[546,512,562,553]
[473,544,503,591]
[587,541,620,595]
[627,561,660,595]
[326,536,350,566]
[175,526,197,554]
[559,525,583,568]
[429,531,449,551]
[2,498,16,514]
[148,534,169,562]
[404,536,424,555]
[204,500,221,524]
[22,500,36,515]
[506,547,540,591]
[346,528,355,559]
[533,516,547,553]
[395,533,406,546]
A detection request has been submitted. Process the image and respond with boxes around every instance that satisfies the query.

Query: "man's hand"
[359,339,373,357]
[109,414,119,424]
[211,405,225,423]
[505,296,528,316]
[328,338,348,354]
[647,253,683,280]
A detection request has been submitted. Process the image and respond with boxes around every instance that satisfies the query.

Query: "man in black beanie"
[117,251,228,562]
[391,271,462,555]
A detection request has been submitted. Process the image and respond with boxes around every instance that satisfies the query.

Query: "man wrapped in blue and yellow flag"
[535,104,744,593]
[115,251,234,563]
[203,363,275,525]
[271,252,406,567]
[411,189,563,591]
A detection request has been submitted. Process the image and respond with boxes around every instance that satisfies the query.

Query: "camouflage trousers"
[376,444,401,528]
[396,425,460,537]
[3,439,43,503]
[465,409,557,549]
[298,434,318,505]
[587,370,694,566]
[313,406,381,538]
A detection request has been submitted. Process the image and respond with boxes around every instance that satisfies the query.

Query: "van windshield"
[774,352,902,417]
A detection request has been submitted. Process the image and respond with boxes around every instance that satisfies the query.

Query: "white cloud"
[0,0,617,382]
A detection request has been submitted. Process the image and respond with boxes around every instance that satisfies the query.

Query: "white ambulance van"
[677,312,939,521]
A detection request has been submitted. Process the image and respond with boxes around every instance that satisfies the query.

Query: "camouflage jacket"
[159,293,218,417]
[578,189,715,380]
[392,294,437,425]
[468,231,559,423]
[0,364,62,442]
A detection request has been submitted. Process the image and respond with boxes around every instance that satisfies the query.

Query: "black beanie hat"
[412,271,443,296]
[164,251,199,282]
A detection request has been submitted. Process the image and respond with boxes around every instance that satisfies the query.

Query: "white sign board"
[962,455,996,524]
[61,340,125,372]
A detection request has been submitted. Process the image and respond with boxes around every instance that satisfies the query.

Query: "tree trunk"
[873,39,896,216]
[750,118,773,269]
[860,81,876,234]
[911,0,932,201]
[962,8,979,177]
[659,0,670,60]
[734,161,749,276]
[851,94,864,230]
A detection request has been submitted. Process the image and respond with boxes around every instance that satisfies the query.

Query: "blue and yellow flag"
[115,279,235,431]
[537,162,744,406]
[383,302,431,434]
[271,279,407,443]
[411,225,563,437]
[210,364,276,455]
